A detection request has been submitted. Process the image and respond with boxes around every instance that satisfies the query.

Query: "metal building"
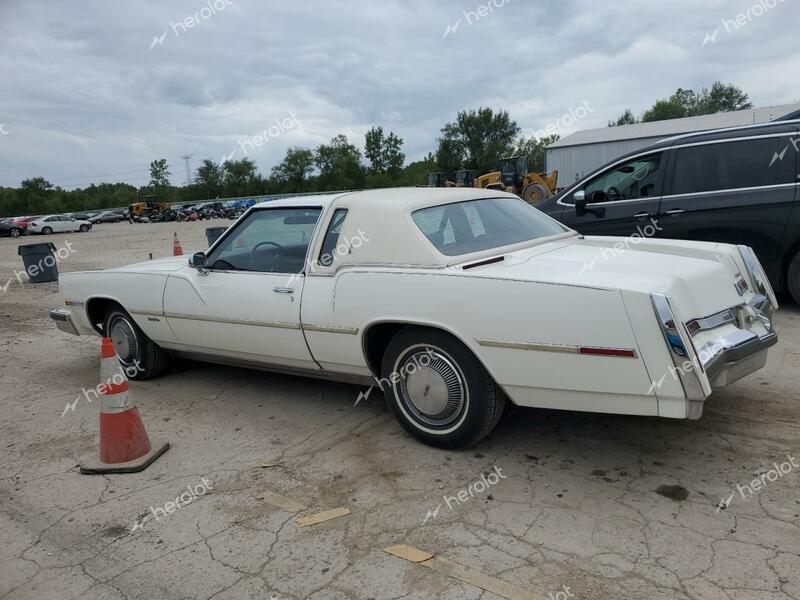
[545,102,800,187]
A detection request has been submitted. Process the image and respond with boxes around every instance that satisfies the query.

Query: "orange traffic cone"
[173,232,183,256]
[80,338,169,474]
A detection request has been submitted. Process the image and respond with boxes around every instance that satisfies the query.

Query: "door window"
[671,137,796,195]
[208,208,321,273]
[584,154,663,203]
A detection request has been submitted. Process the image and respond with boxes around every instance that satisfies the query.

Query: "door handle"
[665,209,685,216]
[633,212,652,219]
[273,287,294,294]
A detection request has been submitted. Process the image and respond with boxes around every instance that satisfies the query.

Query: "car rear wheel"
[787,251,800,305]
[104,305,169,380]
[380,327,506,449]
[10,228,21,237]
[42,226,53,235]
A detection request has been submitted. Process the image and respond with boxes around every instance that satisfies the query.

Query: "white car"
[28,214,92,234]
[51,188,778,448]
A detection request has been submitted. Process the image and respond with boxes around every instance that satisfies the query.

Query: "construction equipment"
[475,157,558,204]
[129,194,170,218]
[427,172,450,188]
[454,170,477,188]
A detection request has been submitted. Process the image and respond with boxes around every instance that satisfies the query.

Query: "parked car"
[27,214,92,234]
[0,218,25,237]
[1,215,41,237]
[89,210,123,224]
[51,188,777,448]
[72,212,99,221]
[536,119,800,302]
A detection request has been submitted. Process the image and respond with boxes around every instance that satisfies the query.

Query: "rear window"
[412,197,567,256]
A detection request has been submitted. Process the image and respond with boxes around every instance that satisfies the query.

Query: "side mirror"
[189,251,207,270]
[574,191,588,216]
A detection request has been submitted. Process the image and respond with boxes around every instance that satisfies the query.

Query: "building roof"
[549,102,800,149]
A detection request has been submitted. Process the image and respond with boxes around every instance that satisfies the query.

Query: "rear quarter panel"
[302,269,659,416]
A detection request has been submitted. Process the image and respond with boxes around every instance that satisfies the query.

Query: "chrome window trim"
[558,129,800,207]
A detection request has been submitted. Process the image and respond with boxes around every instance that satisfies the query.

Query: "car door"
[60,216,78,232]
[657,130,798,286]
[557,151,665,237]
[163,206,323,370]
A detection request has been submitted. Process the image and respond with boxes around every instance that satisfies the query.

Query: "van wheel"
[380,327,505,449]
[787,251,800,305]
[104,305,169,380]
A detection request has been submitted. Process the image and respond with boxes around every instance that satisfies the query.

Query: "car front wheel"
[104,305,169,380]
[79,224,90,232]
[42,226,53,235]
[380,327,506,449]
[10,228,21,237]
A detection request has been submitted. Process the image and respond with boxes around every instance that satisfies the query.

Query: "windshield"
[412,197,569,256]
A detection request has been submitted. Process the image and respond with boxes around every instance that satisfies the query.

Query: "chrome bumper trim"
[702,331,778,384]
[50,308,79,335]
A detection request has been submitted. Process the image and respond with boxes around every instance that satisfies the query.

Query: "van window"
[584,154,663,203]
[672,137,796,195]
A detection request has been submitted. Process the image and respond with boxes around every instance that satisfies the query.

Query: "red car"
[0,216,40,237]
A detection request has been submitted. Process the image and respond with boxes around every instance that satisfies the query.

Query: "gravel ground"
[1,221,799,600]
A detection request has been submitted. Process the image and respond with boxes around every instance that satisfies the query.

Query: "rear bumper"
[703,330,777,388]
[50,308,79,335]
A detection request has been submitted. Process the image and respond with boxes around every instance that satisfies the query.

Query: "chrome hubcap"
[397,348,466,428]
[109,317,138,365]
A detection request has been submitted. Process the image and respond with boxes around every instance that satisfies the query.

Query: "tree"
[315,135,365,191]
[271,147,315,191]
[697,82,752,114]
[364,126,405,176]
[194,159,224,198]
[19,177,55,213]
[642,97,688,122]
[222,158,261,197]
[514,134,560,173]
[149,159,171,188]
[640,82,752,123]
[435,108,520,174]
[608,109,638,127]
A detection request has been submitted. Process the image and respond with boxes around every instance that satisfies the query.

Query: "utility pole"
[179,154,193,186]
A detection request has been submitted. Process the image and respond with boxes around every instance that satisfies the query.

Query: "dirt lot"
[1,221,799,600]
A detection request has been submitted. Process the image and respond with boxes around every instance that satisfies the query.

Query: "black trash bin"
[206,226,227,247]
[18,242,59,283]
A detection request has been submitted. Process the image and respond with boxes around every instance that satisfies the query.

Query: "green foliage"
[2,85,752,217]
[515,134,560,173]
[364,126,405,176]
[314,134,365,191]
[613,82,753,125]
[608,109,638,127]
[436,107,520,174]
[270,147,315,192]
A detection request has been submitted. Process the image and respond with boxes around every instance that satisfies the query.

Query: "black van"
[537,120,800,303]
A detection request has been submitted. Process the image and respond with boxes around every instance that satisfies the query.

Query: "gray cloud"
[0,0,797,188]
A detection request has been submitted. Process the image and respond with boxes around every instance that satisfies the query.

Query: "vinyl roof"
[548,103,800,149]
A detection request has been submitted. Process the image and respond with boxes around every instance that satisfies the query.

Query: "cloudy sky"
[0,0,797,189]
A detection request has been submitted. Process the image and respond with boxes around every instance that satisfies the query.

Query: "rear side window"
[318,209,348,267]
[672,137,796,195]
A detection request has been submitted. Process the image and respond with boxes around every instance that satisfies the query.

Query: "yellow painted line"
[294,506,351,527]
[255,490,306,513]
[383,544,545,600]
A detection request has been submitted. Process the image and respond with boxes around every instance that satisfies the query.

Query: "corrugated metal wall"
[546,137,667,188]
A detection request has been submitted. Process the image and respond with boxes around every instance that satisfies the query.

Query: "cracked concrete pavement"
[1,222,799,599]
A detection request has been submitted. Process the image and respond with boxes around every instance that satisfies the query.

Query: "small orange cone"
[173,232,183,256]
[80,338,169,474]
